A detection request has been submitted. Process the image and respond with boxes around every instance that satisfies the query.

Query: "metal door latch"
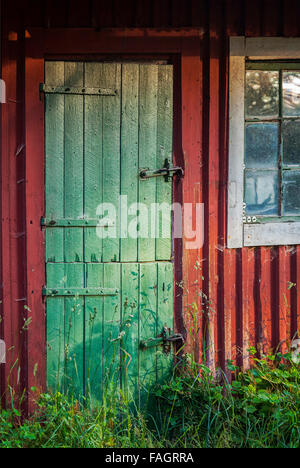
[140,159,184,182]
[140,326,185,354]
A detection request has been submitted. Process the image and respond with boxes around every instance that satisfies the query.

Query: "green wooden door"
[44,61,174,403]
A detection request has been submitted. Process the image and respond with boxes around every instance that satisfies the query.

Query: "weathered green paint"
[45,61,64,264]
[85,263,104,400]
[157,263,174,383]
[139,65,158,262]
[103,64,121,262]
[63,263,85,395]
[46,263,65,391]
[64,62,84,264]
[121,263,139,399]
[85,62,104,264]
[156,66,173,260]
[45,62,174,403]
[120,64,139,263]
[139,262,158,406]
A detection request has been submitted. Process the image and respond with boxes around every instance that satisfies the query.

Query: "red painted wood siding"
[1,0,300,404]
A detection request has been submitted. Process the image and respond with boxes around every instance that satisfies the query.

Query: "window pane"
[282,120,300,166]
[283,72,300,117]
[245,170,279,215]
[282,170,300,215]
[245,70,279,118]
[245,123,279,169]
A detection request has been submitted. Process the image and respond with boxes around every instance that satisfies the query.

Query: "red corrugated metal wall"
[1,0,300,403]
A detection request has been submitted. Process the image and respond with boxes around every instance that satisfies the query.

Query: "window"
[228,37,300,248]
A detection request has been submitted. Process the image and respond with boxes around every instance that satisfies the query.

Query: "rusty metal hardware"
[42,287,119,297]
[41,217,115,228]
[140,158,184,182]
[40,83,117,96]
[140,326,184,354]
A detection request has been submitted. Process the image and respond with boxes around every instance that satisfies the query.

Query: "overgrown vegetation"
[155,349,300,448]
[1,272,299,448]
[0,348,299,448]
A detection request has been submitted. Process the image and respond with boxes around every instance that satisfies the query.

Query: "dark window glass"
[245,170,279,215]
[245,123,278,169]
[282,170,300,215]
[245,65,300,219]
[282,120,300,166]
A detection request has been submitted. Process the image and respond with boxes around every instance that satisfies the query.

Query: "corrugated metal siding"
[1,1,300,397]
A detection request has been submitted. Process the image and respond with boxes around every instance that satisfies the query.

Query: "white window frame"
[228,37,300,248]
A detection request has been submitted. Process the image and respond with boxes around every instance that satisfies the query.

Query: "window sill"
[244,222,300,246]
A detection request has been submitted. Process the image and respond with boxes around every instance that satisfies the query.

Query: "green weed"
[0,349,299,448]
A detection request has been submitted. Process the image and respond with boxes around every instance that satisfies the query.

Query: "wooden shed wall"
[1,0,300,402]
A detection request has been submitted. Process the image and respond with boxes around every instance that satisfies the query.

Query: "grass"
[154,349,300,448]
[0,348,299,448]
[0,274,299,448]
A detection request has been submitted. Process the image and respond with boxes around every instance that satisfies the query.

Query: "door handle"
[140,158,184,182]
[140,326,185,354]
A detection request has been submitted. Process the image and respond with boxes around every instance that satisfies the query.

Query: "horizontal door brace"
[41,218,115,227]
[40,84,117,96]
[43,287,119,297]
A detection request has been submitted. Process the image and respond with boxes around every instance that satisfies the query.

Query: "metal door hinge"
[140,159,184,182]
[40,83,117,97]
[41,217,115,228]
[42,287,119,297]
[140,326,184,354]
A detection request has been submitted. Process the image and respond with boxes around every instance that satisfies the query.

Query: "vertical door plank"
[64,263,85,396]
[139,263,158,406]
[84,63,104,263]
[103,263,121,389]
[120,64,139,262]
[102,64,121,263]
[46,263,65,392]
[121,263,139,399]
[85,263,104,401]
[156,65,173,261]
[138,65,158,262]
[157,262,174,383]
[64,62,84,262]
[45,61,64,263]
